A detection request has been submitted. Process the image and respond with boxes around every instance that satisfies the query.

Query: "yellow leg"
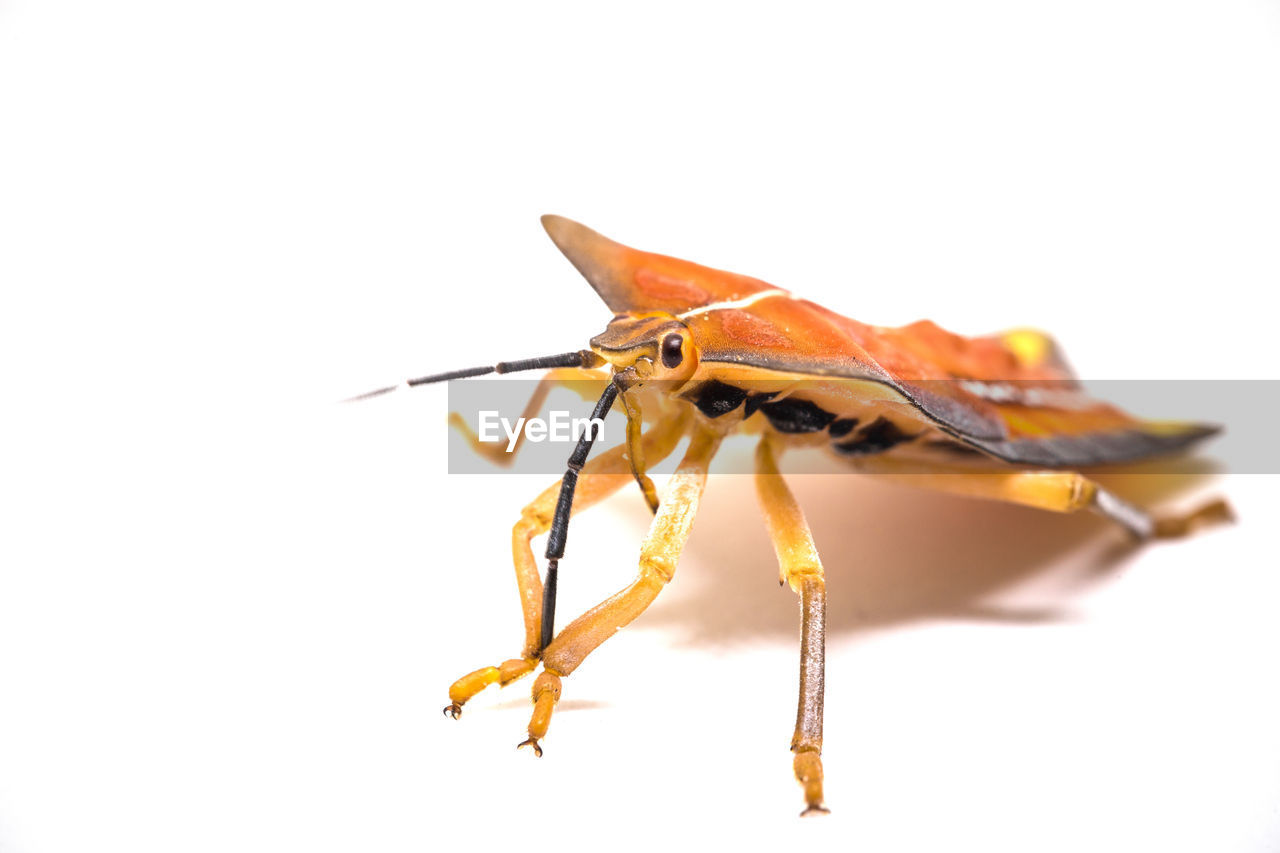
[756,436,829,816]
[619,388,660,513]
[448,368,609,466]
[848,456,1231,540]
[443,410,688,718]
[519,425,723,755]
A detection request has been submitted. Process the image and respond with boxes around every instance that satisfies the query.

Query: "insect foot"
[444,658,538,719]
[794,750,829,817]
[516,671,562,758]
[1153,497,1234,539]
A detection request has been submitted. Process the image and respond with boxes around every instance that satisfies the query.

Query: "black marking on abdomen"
[828,418,859,439]
[833,417,915,456]
[743,391,778,419]
[760,398,838,434]
[692,380,748,418]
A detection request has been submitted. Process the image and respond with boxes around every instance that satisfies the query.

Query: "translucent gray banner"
[445,378,1278,475]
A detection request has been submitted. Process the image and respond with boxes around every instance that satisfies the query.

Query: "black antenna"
[539,378,620,653]
[342,350,594,402]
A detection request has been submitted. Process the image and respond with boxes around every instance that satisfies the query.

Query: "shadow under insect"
[631,458,1223,646]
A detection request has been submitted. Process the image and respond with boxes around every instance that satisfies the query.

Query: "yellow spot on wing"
[1002,329,1051,367]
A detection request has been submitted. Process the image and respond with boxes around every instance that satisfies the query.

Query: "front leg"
[755,434,830,816]
[520,424,722,754]
[443,410,688,717]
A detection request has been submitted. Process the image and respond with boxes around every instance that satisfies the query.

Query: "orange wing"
[544,216,1218,467]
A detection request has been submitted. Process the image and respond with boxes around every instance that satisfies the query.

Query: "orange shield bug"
[350,215,1231,815]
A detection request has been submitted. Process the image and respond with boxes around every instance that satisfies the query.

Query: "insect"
[351,215,1231,815]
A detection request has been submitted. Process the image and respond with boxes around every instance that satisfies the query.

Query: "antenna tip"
[341,383,404,403]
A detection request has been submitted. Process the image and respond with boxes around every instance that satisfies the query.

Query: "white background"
[2,1,1279,851]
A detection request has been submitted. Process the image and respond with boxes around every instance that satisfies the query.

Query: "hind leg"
[1091,487,1232,539]
[847,456,1231,540]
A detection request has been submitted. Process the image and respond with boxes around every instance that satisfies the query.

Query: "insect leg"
[522,424,722,755]
[618,389,660,513]
[755,435,829,816]
[443,410,688,718]
[1091,487,1232,540]
[847,457,1231,540]
[447,367,611,466]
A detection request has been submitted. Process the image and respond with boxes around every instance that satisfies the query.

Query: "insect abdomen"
[831,417,915,457]
[686,380,919,456]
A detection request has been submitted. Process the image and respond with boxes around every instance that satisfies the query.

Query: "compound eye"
[660,333,684,369]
